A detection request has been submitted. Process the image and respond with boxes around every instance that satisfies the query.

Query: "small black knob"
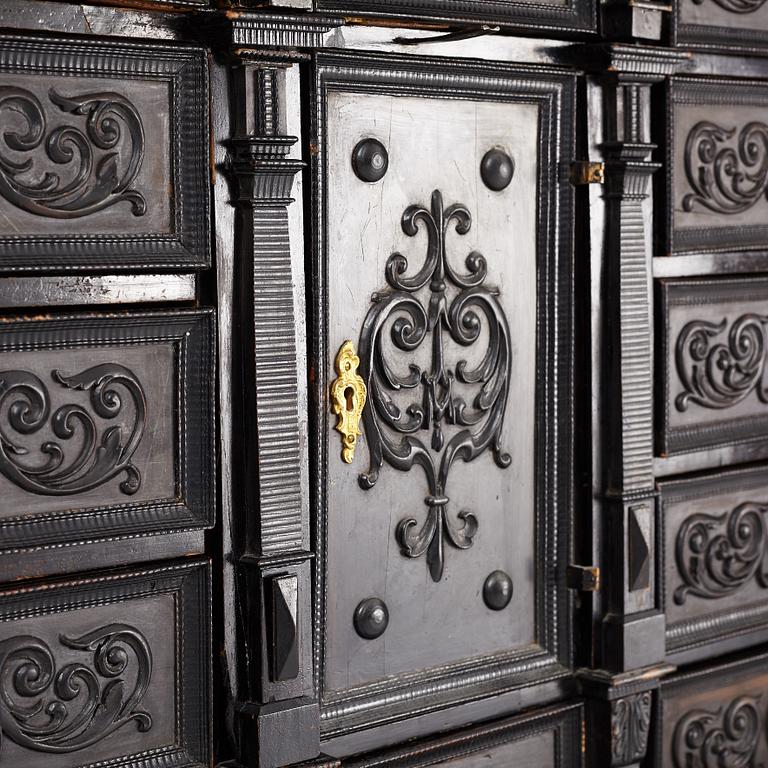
[483,570,513,610]
[480,148,514,191]
[352,138,389,183]
[354,597,389,639]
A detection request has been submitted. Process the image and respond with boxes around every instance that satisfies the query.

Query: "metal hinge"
[570,161,605,185]
[567,564,601,592]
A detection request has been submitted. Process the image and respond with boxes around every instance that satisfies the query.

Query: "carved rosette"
[0,624,152,754]
[612,692,653,765]
[683,121,768,215]
[674,502,768,604]
[675,314,768,412]
[673,696,762,768]
[0,364,146,496]
[357,189,512,582]
[0,87,146,219]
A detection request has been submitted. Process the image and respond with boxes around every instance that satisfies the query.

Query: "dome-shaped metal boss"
[354,597,389,639]
[480,148,514,191]
[483,570,513,611]
[352,138,389,183]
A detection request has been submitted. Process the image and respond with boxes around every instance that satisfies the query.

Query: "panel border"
[673,0,768,52]
[311,50,575,739]
[0,309,216,560]
[0,558,212,768]
[0,34,210,272]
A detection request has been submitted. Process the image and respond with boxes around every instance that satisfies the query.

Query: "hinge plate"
[567,564,601,592]
[570,161,605,185]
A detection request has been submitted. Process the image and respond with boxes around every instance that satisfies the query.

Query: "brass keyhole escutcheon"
[331,340,367,464]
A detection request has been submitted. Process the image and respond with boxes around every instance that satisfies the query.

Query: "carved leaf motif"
[357,189,512,582]
[675,314,768,412]
[0,86,146,219]
[0,364,146,496]
[612,692,652,764]
[674,502,768,604]
[0,624,152,754]
[673,696,762,768]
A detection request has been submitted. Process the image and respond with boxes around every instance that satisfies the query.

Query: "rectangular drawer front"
[314,52,575,732]
[660,465,768,660]
[655,651,768,767]
[675,0,768,50]
[345,703,582,768]
[657,277,768,454]
[0,35,209,271]
[0,559,210,768]
[666,78,768,256]
[0,310,215,569]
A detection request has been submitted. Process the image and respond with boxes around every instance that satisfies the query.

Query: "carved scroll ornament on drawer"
[352,188,512,583]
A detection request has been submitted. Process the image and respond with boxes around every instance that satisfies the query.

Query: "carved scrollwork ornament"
[612,692,652,765]
[675,314,768,412]
[0,624,152,754]
[673,696,762,768]
[674,502,768,604]
[0,86,146,219]
[357,189,512,582]
[0,363,146,496]
[683,121,768,215]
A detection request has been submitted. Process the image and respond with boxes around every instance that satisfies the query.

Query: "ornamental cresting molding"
[0,364,146,496]
[611,692,653,765]
[0,624,152,754]
[683,121,768,214]
[673,695,763,767]
[675,314,768,411]
[0,87,145,218]
[357,188,512,582]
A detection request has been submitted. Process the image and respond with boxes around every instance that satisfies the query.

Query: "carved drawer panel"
[0,310,215,570]
[0,559,210,767]
[654,650,768,767]
[0,35,209,271]
[314,0,595,33]
[665,78,768,256]
[660,465,768,661]
[674,0,768,50]
[343,703,582,767]
[314,53,575,735]
[657,276,768,455]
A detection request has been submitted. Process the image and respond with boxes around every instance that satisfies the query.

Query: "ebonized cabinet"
[1,1,768,767]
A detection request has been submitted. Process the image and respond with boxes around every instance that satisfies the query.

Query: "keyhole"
[344,387,355,411]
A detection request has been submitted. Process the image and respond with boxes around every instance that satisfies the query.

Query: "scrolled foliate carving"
[612,691,652,765]
[673,696,762,768]
[0,624,152,754]
[675,314,768,412]
[357,188,512,582]
[0,363,146,496]
[674,502,768,604]
[683,121,768,215]
[0,86,146,219]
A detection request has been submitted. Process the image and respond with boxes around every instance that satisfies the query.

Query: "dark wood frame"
[0,309,216,562]
[310,50,576,740]
[0,34,210,272]
[0,558,212,768]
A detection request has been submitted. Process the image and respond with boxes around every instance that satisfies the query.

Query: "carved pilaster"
[226,60,317,768]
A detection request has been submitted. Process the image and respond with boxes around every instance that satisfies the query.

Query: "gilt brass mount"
[331,340,367,464]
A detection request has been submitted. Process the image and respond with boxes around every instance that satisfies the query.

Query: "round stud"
[480,148,514,192]
[354,597,389,639]
[483,570,513,611]
[352,138,389,183]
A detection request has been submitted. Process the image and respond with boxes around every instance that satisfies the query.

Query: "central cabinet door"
[312,53,576,742]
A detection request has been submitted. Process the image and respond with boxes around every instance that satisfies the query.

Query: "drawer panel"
[0,559,210,768]
[657,277,768,455]
[654,651,768,767]
[0,310,215,569]
[0,35,209,271]
[660,465,768,660]
[314,0,595,34]
[666,78,768,256]
[314,53,575,732]
[674,0,768,50]
[344,703,582,768]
